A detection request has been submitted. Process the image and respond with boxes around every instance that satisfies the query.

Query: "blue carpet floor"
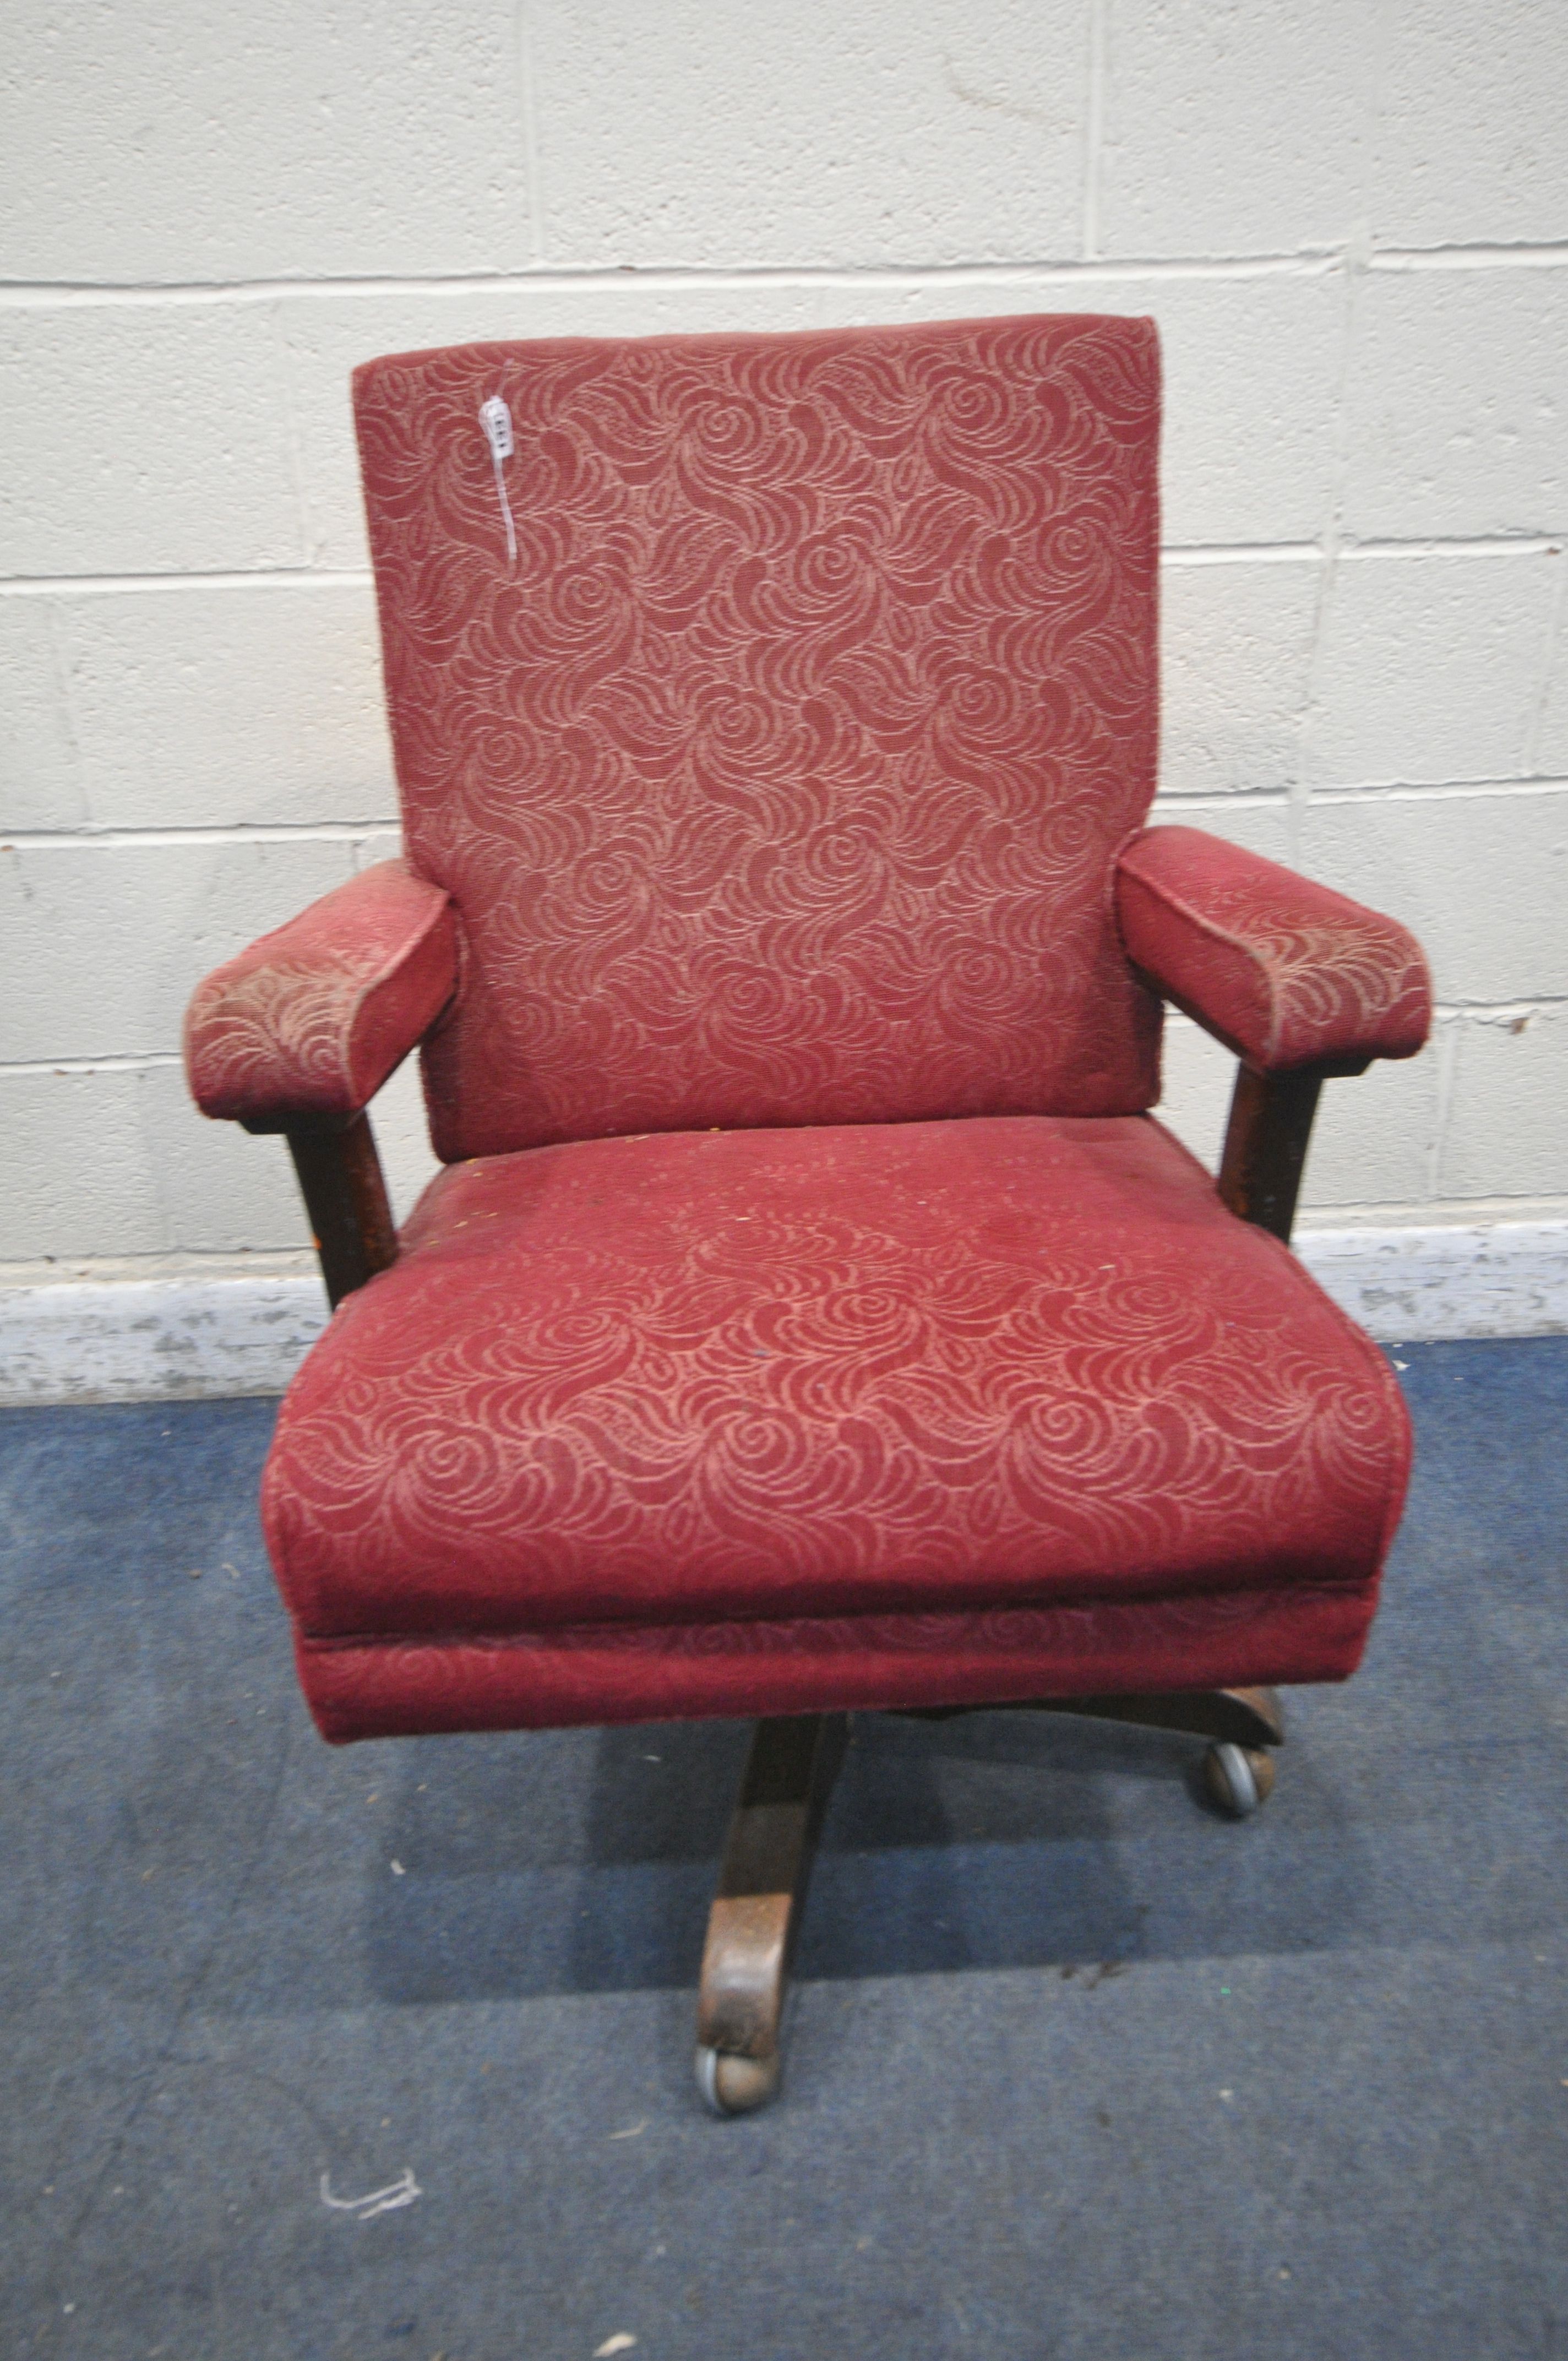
[2,1337,1565,2359]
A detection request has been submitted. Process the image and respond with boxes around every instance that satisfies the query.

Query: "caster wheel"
[695,2046,780,2116]
[1204,1742,1276,1818]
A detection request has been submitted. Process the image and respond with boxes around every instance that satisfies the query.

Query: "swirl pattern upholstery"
[186,861,458,1124]
[1117,826,1432,1073]
[179,312,1430,1746]
[265,1116,1412,1741]
[352,315,1164,1158]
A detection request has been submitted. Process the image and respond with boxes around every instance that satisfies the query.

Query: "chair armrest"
[184,860,458,1125]
[1115,825,1431,1072]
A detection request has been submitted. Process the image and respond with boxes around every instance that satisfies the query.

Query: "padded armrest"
[1115,826,1431,1072]
[185,861,458,1124]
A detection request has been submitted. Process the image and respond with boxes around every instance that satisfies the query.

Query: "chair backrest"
[354,314,1163,1161]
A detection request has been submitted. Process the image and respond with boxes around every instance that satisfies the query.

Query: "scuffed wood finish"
[1032,1684,1284,1749]
[697,1713,847,2109]
[895,1686,1285,1750]
[246,1110,397,1309]
[1217,1058,1367,1245]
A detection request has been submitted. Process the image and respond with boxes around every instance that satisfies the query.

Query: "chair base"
[894,1683,1284,1748]
[693,1687,1283,2113]
[695,1711,848,2115]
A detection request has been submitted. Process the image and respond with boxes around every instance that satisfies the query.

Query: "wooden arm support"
[244,1109,397,1309]
[1216,1056,1369,1244]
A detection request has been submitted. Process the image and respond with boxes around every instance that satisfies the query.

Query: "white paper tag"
[478,396,518,562]
[480,395,514,463]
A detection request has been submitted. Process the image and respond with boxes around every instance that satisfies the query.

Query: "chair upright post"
[1217,1058,1366,1244]
[245,1110,398,1308]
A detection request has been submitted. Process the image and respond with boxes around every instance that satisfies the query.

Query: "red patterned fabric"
[181,314,1431,1751]
[1117,826,1431,1073]
[262,1115,1411,1741]
[353,315,1164,1160]
[186,862,458,1124]
[299,1585,1378,1744]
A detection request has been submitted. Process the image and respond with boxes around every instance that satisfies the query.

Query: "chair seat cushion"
[264,1116,1410,1737]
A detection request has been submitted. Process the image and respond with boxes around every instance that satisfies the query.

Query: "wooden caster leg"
[890,1685,1284,1814]
[891,1685,1284,1749]
[1036,1685,1285,1749]
[695,1712,847,2116]
[1045,1688,1282,1813]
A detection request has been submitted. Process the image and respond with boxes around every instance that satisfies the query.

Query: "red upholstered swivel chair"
[186,315,1430,2113]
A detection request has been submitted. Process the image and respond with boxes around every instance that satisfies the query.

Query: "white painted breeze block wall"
[3,0,1567,1395]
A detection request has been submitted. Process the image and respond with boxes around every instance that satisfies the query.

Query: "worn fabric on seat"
[263,1116,1411,1740]
[353,314,1164,1158]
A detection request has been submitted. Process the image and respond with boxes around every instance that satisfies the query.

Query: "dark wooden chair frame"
[262,1049,1357,2113]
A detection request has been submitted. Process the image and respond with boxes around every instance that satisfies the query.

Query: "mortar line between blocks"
[1,824,401,850]
[4,237,1568,308]
[516,0,546,269]
[1427,1014,1463,1203]
[39,597,91,831]
[268,300,319,570]
[10,774,1568,853]
[4,1001,1559,1084]
[10,541,1564,601]
[0,571,375,597]
[0,255,1349,307]
[1522,546,1568,775]
[0,1055,186,1078]
[1081,0,1107,263]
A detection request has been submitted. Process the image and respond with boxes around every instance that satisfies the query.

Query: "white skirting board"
[0,1272,329,1408]
[1,1222,1566,1408]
